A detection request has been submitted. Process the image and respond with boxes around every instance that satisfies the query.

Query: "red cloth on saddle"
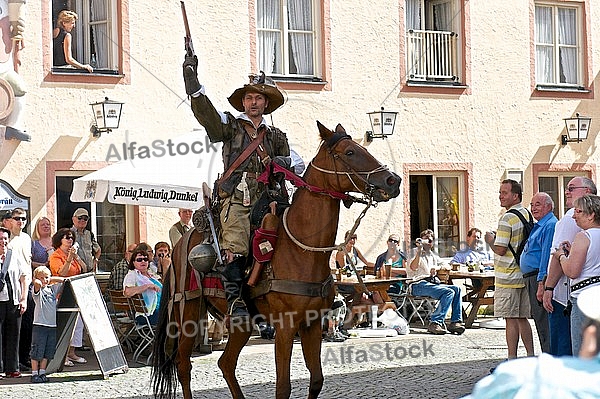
[189,268,200,290]
[252,227,278,263]
[202,274,224,290]
[189,269,224,291]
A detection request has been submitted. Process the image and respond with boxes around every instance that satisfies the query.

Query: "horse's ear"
[317,121,332,141]
[334,124,346,134]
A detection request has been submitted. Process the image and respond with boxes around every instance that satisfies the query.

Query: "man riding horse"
[183,55,290,320]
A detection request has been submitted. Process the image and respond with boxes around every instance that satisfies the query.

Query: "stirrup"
[228,297,250,318]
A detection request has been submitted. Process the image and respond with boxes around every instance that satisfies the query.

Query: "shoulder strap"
[506,209,533,257]
[218,127,266,184]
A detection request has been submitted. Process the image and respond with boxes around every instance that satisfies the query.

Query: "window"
[410,173,464,257]
[52,0,119,74]
[256,0,321,79]
[405,0,462,83]
[535,3,582,87]
[56,175,126,273]
[538,173,586,218]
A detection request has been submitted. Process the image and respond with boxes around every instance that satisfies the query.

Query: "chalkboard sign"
[47,273,128,377]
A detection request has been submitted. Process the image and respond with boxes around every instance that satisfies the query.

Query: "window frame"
[256,0,321,80]
[534,2,583,88]
[43,0,130,84]
[401,0,470,94]
[250,0,330,91]
[406,168,471,258]
[532,163,595,218]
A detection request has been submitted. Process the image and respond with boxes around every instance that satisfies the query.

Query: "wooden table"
[334,277,406,327]
[448,270,495,328]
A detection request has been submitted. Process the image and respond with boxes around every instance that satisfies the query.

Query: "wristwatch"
[544,286,554,291]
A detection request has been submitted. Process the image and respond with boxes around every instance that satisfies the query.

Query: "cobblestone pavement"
[0,321,540,399]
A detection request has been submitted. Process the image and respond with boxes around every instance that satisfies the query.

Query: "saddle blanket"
[190,271,225,298]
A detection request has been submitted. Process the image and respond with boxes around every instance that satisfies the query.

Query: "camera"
[561,243,570,257]
[158,253,164,258]
[416,237,431,245]
[72,242,79,252]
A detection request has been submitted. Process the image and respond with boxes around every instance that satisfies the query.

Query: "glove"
[183,55,201,95]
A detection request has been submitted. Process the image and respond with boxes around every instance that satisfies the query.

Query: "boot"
[222,256,250,319]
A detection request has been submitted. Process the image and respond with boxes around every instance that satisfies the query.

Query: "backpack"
[506,208,534,266]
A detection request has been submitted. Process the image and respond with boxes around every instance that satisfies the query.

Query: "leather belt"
[522,270,538,279]
[571,275,600,293]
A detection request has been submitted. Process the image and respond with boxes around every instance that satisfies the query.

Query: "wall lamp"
[366,107,398,143]
[90,97,124,138]
[562,113,591,146]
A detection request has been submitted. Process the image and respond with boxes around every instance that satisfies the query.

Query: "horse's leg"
[217,322,252,399]
[298,321,325,399]
[175,299,203,399]
[273,325,297,399]
[175,335,195,399]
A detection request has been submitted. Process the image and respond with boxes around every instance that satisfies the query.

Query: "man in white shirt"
[542,176,597,356]
[408,229,464,335]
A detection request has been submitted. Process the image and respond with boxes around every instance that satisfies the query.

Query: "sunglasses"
[388,239,399,244]
[566,186,587,192]
[134,257,149,262]
[77,216,89,221]
[12,217,26,222]
[63,235,74,240]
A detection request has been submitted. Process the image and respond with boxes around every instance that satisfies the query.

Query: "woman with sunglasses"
[123,249,162,325]
[49,227,88,366]
[553,194,600,356]
[374,234,407,278]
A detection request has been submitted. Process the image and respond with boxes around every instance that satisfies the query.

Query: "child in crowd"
[30,266,64,383]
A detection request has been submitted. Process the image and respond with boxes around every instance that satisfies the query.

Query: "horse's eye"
[345,150,354,156]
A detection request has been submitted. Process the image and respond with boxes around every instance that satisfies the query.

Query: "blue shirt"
[463,353,600,399]
[519,212,557,280]
[450,248,491,265]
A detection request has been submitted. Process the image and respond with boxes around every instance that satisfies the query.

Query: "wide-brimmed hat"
[228,71,284,115]
[578,285,600,322]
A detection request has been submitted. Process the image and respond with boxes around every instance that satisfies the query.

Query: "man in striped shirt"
[485,179,534,361]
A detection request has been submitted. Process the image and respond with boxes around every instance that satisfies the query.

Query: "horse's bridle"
[308,135,390,200]
[282,134,387,253]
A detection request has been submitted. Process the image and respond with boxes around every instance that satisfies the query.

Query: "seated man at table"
[450,227,493,267]
[408,229,465,335]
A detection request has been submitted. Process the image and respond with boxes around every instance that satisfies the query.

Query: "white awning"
[71,130,223,209]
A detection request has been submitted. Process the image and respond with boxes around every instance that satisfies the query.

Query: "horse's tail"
[151,268,178,399]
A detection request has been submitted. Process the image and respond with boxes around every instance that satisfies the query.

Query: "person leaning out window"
[52,10,92,73]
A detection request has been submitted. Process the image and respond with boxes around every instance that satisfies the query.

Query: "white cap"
[578,285,600,323]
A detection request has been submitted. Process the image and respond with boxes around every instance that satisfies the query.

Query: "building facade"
[0,0,598,269]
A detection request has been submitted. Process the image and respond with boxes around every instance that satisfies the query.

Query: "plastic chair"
[128,294,156,365]
[107,289,137,353]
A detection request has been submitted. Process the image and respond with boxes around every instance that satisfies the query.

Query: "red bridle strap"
[257,162,350,201]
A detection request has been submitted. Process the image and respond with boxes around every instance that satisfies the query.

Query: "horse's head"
[306,121,401,202]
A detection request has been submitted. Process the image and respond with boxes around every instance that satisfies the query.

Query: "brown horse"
[152,121,401,399]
